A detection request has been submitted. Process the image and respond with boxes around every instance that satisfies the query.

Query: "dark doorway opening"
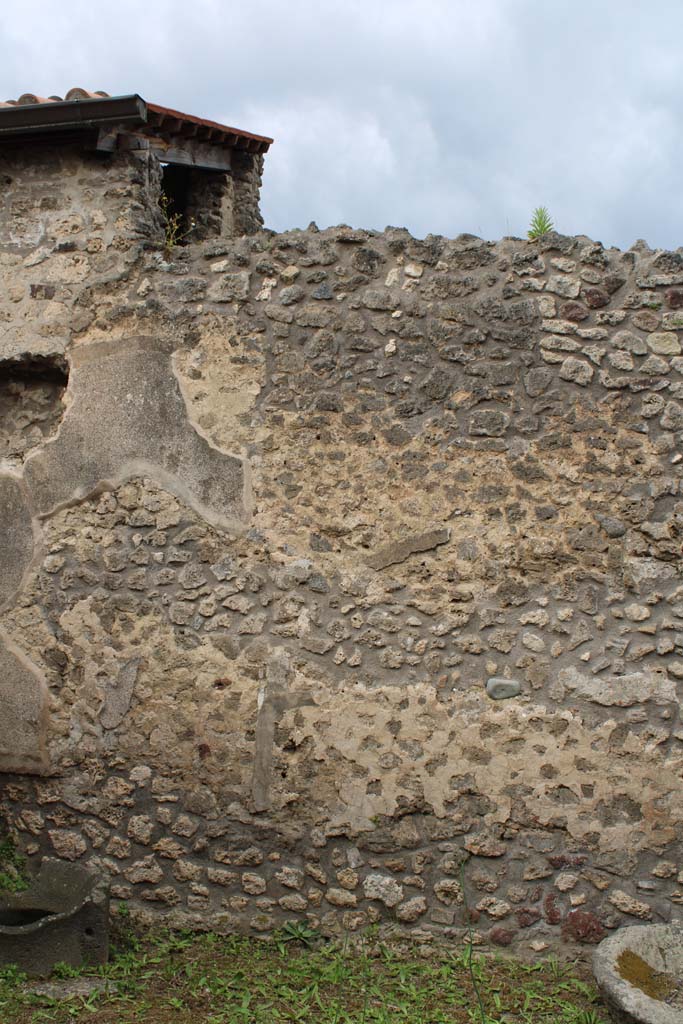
[159,163,232,243]
[160,164,193,244]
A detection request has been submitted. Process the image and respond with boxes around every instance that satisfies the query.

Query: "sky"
[2,0,683,251]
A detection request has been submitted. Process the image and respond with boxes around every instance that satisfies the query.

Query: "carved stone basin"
[593,923,683,1024]
[0,859,109,977]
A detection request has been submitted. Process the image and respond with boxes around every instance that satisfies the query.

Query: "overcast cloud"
[3,0,683,250]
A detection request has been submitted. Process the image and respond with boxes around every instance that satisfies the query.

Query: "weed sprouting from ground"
[0,925,611,1024]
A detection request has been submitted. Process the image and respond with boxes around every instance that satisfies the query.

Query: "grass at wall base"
[0,921,611,1024]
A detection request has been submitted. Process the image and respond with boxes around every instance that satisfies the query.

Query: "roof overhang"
[0,94,272,156]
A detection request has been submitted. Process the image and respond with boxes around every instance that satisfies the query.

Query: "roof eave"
[0,94,272,153]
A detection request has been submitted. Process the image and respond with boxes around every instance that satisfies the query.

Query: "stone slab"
[0,474,34,612]
[593,923,683,1024]
[0,630,49,775]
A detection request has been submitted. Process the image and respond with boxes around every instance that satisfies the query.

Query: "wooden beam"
[148,137,232,171]
[95,127,118,152]
[118,134,150,151]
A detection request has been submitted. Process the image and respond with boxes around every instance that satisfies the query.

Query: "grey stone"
[0,858,109,978]
[468,409,510,437]
[279,285,305,305]
[598,515,627,538]
[546,275,581,298]
[647,332,681,356]
[486,677,522,700]
[362,873,404,907]
[362,288,394,311]
[0,475,34,612]
[624,558,678,592]
[559,356,594,385]
[29,977,115,1000]
[0,630,49,775]
[366,528,450,570]
[419,368,454,402]
[556,666,676,706]
[523,367,553,397]
[660,401,683,430]
[593,923,683,1024]
[100,659,140,730]
[206,271,250,302]
[641,355,670,376]
[614,331,648,355]
[395,896,427,922]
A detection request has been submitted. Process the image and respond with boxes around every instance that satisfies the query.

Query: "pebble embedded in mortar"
[486,677,522,700]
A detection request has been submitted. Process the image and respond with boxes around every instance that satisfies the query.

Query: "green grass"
[0,925,610,1024]
[0,834,29,894]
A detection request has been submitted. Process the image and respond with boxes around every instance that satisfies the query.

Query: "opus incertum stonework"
[1,89,682,956]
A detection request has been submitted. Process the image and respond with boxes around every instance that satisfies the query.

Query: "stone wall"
[231,151,265,236]
[1,174,683,954]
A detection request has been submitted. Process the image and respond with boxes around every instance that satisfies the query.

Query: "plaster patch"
[23,336,246,530]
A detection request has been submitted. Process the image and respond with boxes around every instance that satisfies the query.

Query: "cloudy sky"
[2,1,683,250]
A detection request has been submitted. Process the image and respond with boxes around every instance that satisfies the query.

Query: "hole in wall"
[160,163,232,243]
[160,163,192,243]
[0,354,69,465]
[0,907,54,927]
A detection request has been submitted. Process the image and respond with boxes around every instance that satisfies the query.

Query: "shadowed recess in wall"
[0,355,68,465]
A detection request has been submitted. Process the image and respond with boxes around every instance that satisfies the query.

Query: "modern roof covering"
[0,89,273,154]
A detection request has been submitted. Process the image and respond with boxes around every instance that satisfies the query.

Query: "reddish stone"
[489,926,516,947]
[548,853,588,869]
[543,892,562,925]
[666,288,683,309]
[582,287,609,309]
[561,909,606,945]
[560,301,589,322]
[516,906,542,928]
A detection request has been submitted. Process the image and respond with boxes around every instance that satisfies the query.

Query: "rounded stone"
[559,356,594,386]
[647,332,681,356]
[486,677,521,700]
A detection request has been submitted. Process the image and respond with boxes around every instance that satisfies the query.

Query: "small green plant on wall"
[159,191,195,257]
[0,832,29,893]
[528,205,554,238]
